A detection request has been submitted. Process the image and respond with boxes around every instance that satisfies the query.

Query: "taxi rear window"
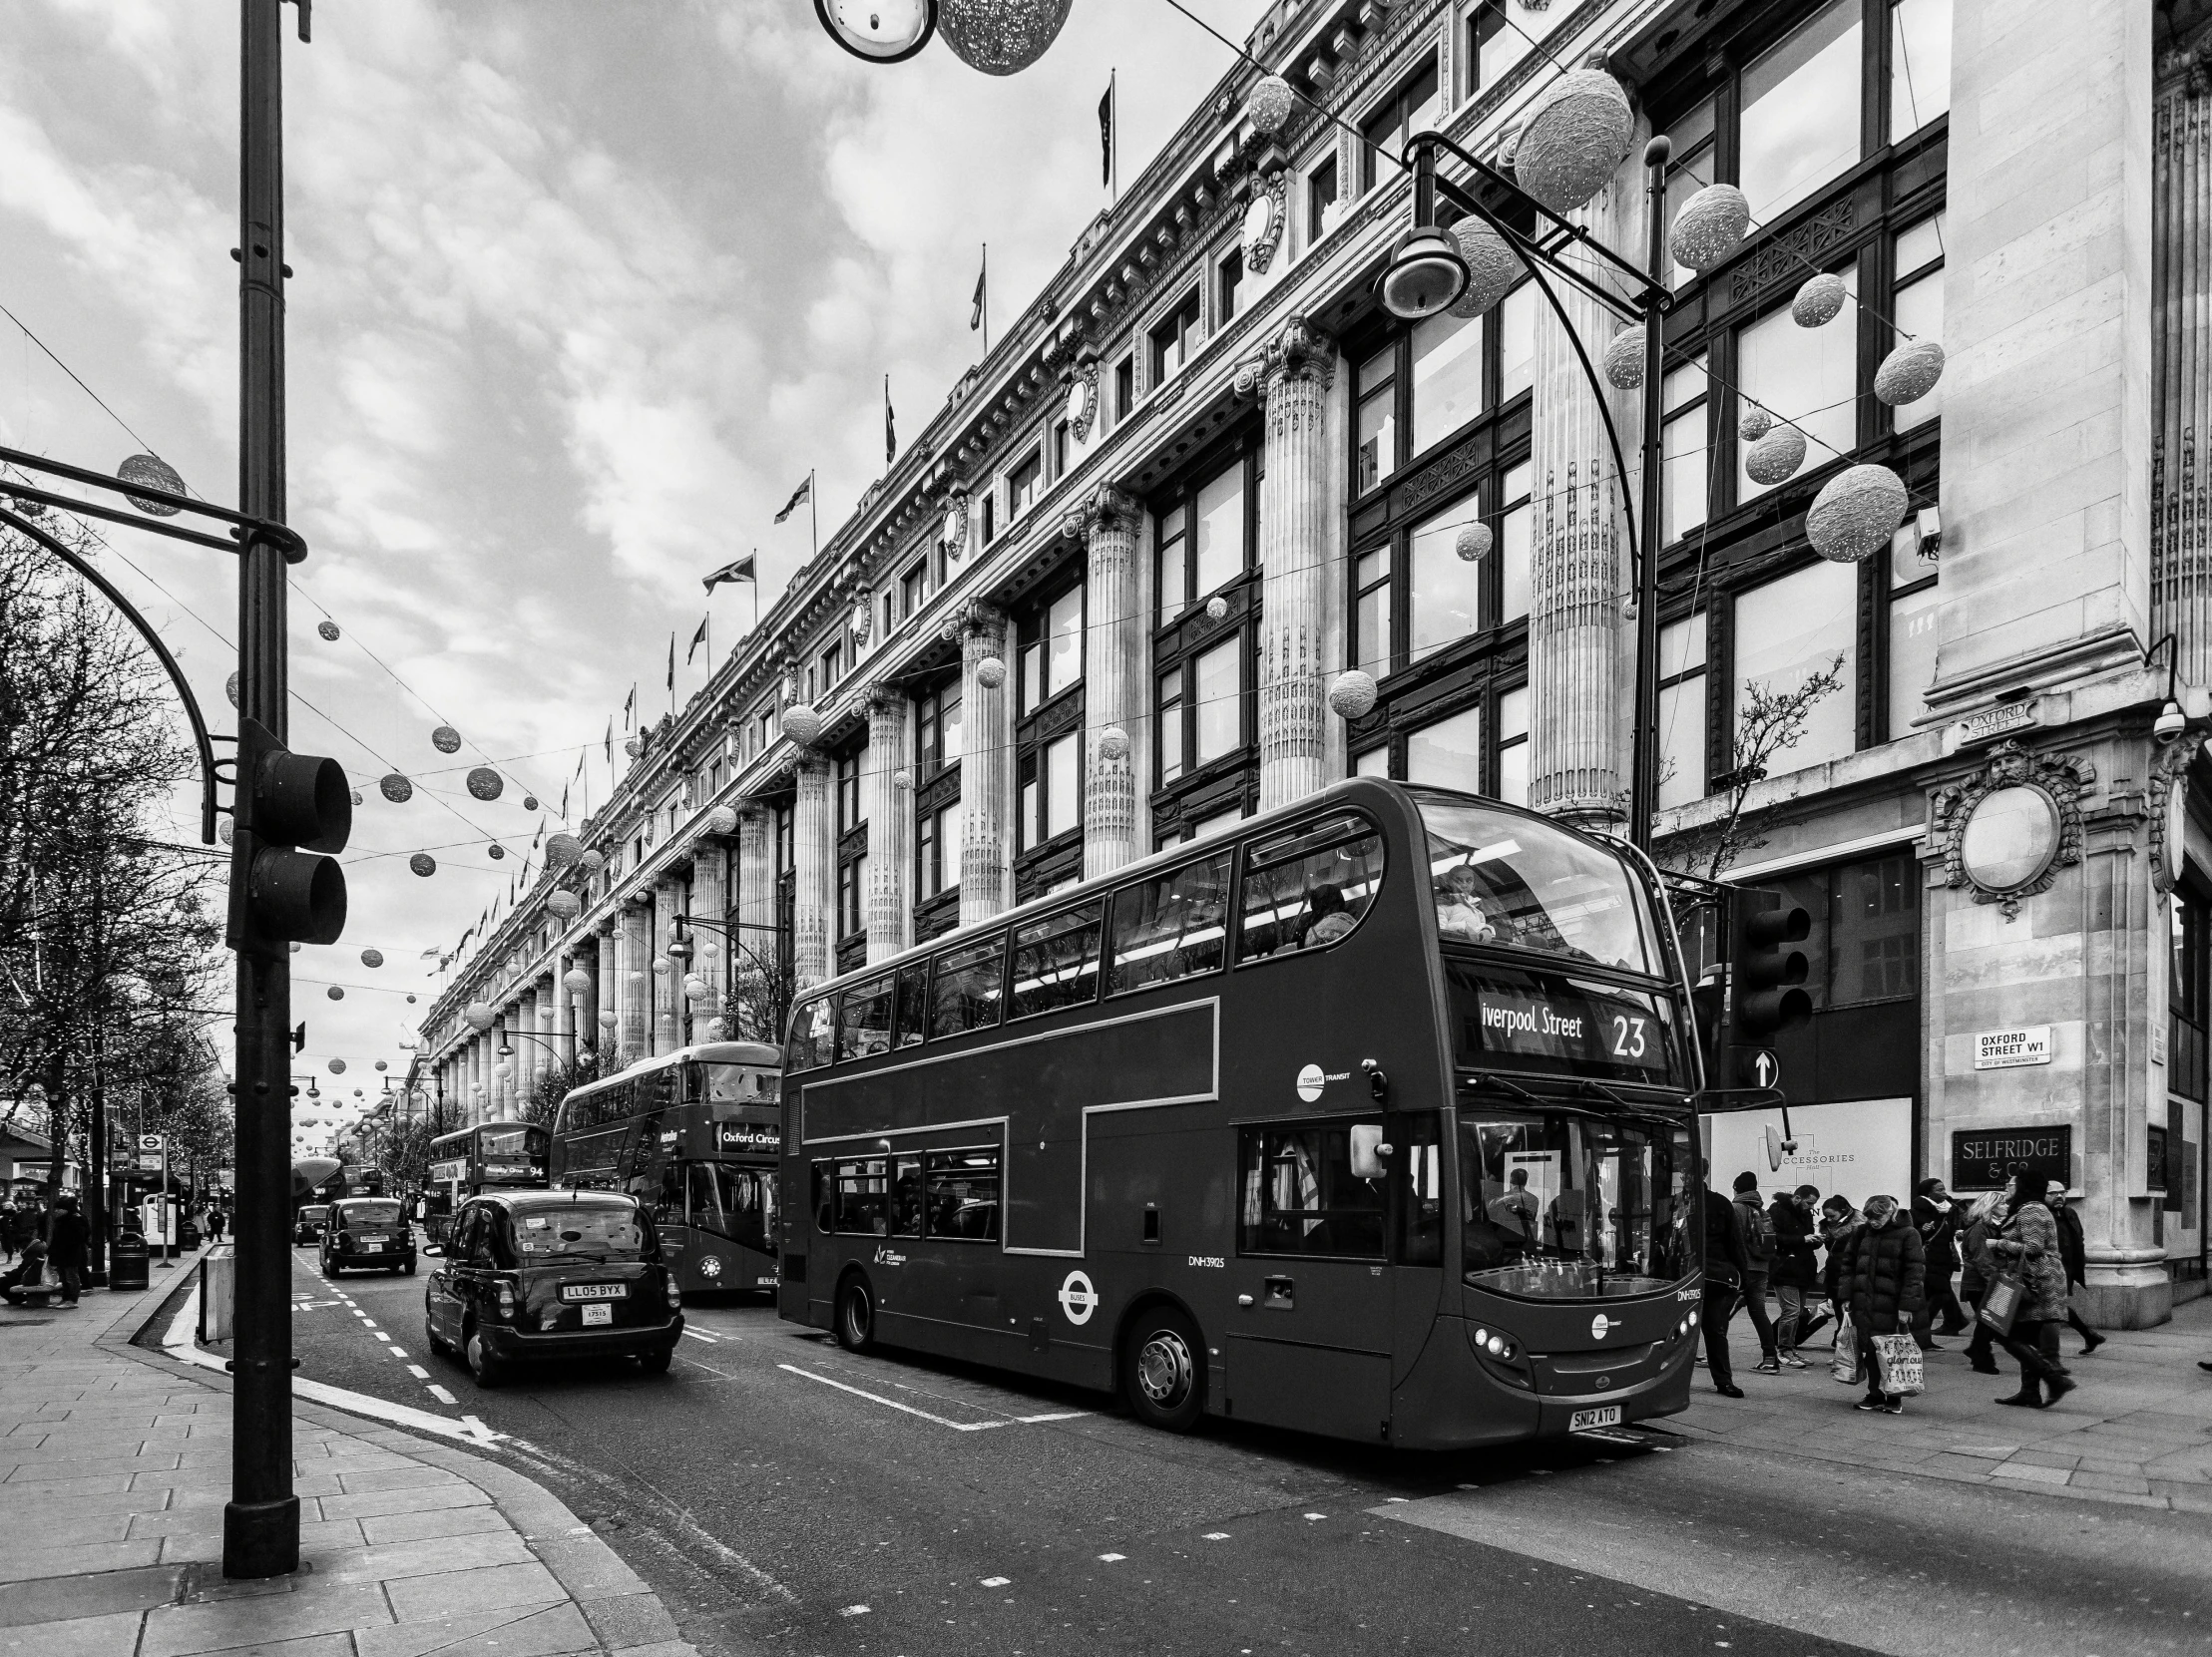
[340,1201,403,1224]
[504,1203,657,1262]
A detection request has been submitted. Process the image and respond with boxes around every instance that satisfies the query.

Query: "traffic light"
[1722,885,1812,1089]
[227,715,350,957]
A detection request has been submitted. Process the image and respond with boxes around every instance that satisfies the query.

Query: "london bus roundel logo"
[1296,1063,1326,1102]
[1058,1270,1099,1326]
[1591,1313,1617,1341]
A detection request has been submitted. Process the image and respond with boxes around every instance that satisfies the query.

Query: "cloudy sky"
[0,0,1270,1120]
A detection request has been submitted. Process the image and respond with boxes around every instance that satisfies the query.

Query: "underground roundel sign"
[1058,1270,1099,1326]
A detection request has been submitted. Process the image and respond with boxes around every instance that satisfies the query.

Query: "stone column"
[620,900,652,1063]
[556,956,578,1066]
[537,976,559,1084]
[594,923,619,1060]
[865,686,912,961]
[1255,317,1337,813]
[523,989,544,1105]
[957,602,1012,927]
[1081,485,1142,878]
[653,882,679,1051]
[1527,148,1643,825]
[793,752,834,988]
[689,843,726,1028]
[736,806,775,1000]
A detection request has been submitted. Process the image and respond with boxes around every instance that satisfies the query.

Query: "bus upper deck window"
[837,975,895,1061]
[1107,849,1232,997]
[893,962,929,1047]
[1010,903,1104,1021]
[788,998,833,1071]
[931,936,1006,1038]
[1236,814,1385,962]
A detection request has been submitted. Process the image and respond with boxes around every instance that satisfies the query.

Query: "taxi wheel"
[835,1275,877,1354]
[1120,1305,1205,1433]
[464,1323,505,1389]
[320,1255,337,1278]
[638,1345,673,1375]
[423,1315,444,1356]
[400,1258,416,1277]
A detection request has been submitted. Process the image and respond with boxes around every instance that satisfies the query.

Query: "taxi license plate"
[1568,1406,1623,1432]
[560,1283,627,1302]
[581,1304,613,1327]
[362,1241,385,1251]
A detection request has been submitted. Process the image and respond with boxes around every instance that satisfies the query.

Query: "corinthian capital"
[1263,314,1336,393]
[1080,483,1141,540]
[942,597,1006,645]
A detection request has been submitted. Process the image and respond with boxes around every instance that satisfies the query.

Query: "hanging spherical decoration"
[465,1004,496,1032]
[1874,339,1945,407]
[705,805,738,835]
[781,702,823,746]
[975,656,1007,691]
[683,975,708,1003]
[374,1060,387,1072]
[225,671,239,709]
[1668,184,1750,273]
[547,890,582,921]
[352,1089,363,1099]
[697,940,719,960]
[493,1062,513,1082]
[218,816,234,846]
[378,773,414,804]
[328,1058,347,1075]
[546,832,584,868]
[521,795,539,812]
[937,0,1074,76]
[327,986,344,1001]
[1456,522,1494,564]
[1601,325,1645,390]
[431,725,462,753]
[703,1017,726,1041]
[315,620,340,642]
[1205,596,1229,622]
[487,843,506,861]
[624,736,644,759]
[360,948,384,969]
[1513,68,1634,213]
[892,767,914,790]
[563,967,592,995]
[598,1009,619,1030]
[1738,403,1774,443]
[118,453,187,515]
[410,852,437,877]
[627,970,646,987]
[1744,423,1808,486]
[349,789,363,808]
[1805,464,1910,564]
[1792,271,1848,327]
[289,942,301,955]
[1328,670,1379,720]
[580,849,605,873]
[1449,218,1522,320]
[466,766,503,801]
[1246,72,1296,136]
[652,958,670,978]
[1098,725,1131,762]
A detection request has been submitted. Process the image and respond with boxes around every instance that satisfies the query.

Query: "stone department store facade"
[413,0,2212,1326]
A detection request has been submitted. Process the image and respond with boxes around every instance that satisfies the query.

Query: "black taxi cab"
[423,1188,681,1387]
[320,1196,418,1277]
[291,1204,329,1245]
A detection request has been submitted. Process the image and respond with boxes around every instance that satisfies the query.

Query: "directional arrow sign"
[1747,1049,1780,1090]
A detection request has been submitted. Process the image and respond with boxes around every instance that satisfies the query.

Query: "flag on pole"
[559,781,570,820]
[970,250,987,331]
[701,553,755,593]
[623,685,637,728]
[604,719,614,763]
[687,616,709,665]
[1100,75,1114,190]
[885,376,896,467]
[773,475,811,523]
[665,633,676,692]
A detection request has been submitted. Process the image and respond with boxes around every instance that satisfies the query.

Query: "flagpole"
[982,243,990,356]
[809,469,818,562]
[1111,69,1118,204]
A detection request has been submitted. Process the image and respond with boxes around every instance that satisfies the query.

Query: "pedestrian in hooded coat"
[1912,1177,1969,1343]
[45,1194,88,1307]
[1833,1194,1926,1414]
[2044,1182,2104,1356]
[1984,1170,2075,1410]
[1701,1169,1750,1399]
[1958,1190,2008,1374]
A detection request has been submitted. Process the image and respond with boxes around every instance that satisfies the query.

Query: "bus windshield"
[1409,790,1657,977]
[1459,1105,1696,1301]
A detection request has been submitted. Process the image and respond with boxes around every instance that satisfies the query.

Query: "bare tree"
[525,1047,606,1125]
[723,944,795,1048]
[1662,653,1848,883]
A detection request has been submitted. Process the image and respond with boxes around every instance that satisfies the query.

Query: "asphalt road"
[284,1246,2212,1657]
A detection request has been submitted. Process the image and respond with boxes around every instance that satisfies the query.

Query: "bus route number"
[1608,1016,1648,1059]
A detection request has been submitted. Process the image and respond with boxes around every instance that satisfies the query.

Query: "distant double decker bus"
[778,779,1706,1449]
[425,1122,548,1245]
[549,1041,783,1296]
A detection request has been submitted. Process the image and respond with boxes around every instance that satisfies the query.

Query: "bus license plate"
[581,1304,613,1327]
[560,1283,627,1302]
[1569,1406,1622,1432]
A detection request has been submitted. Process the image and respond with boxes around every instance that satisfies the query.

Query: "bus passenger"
[892,1167,924,1237]
[1434,865,1497,943]
[1302,883,1353,947]
[1487,1167,1541,1239]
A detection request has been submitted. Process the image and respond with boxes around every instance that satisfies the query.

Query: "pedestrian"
[1958,1189,2008,1375]
[2044,1182,2104,1355]
[1701,1163,1749,1399]
[1912,1177,1971,1342]
[1729,1172,1782,1375]
[1984,1169,2076,1409]
[0,1237,49,1305]
[1818,1194,1860,1313]
[0,1199,16,1263]
[1769,1183,1826,1365]
[45,1193,89,1307]
[1833,1193,1926,1414]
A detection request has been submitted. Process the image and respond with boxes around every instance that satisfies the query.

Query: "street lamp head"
[496,1042,514,1058]
[2156,700,2188,743]
[815,0,935,62]
[1377,227,1469,322]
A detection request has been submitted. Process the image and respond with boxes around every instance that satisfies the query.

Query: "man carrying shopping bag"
[1833,1194,1927,1415]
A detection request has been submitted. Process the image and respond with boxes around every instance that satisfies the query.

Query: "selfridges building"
[416,0,2212,1328]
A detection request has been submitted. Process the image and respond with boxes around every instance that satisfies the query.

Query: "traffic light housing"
[227,715,349,957]
[1722,885,1812,1089]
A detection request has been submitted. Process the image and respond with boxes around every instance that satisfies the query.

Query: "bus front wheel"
[835,1275,877,1354]
[1121,1307,1204,1433]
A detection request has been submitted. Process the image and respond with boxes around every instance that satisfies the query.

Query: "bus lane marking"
[778,1364,1010,1432]
[681,1328,718,1343]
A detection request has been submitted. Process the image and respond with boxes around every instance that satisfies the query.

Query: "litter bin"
[179,1221,202,1252]
[110,1233,150,1293]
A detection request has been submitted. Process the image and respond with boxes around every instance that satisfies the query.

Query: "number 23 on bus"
[779,779,1706,1450]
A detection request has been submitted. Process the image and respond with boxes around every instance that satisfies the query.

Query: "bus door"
[1226,1117,1397,1442]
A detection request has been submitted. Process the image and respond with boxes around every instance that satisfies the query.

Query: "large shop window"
[1358,55,1440,194]
[1657,614,1708,810]
[917,799,962,900]
[1827,852,1918,1005]
[1157,455,1254,624]
[1496,688,1530,807]
[1733,562,1858,774]
[1020,730,1082,849]
[1738,0,1863,226]
[2172,893,2209,1104]
[1888,513,1940,737]
[1661,355,1710,544]
[1889,0,1953,146]
[1411,309,1485,456]
[1151,291,1202,384]
[1020,587,1085,712]
[1193,637,1242,768]
[1737,267,1858,502]
[1407,706,1483,795]
[1409,500,1483,663]
[916,680,962,778]
[1892,212,1946,434]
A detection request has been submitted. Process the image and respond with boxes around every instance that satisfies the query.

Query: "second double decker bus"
[778,778,1706,1449]
[549,1040,783,1295]
[425,1121,549,1246]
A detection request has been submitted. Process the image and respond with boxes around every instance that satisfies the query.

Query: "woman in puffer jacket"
[1983,1169,2075,1409]
[1832,1194,1926,1414]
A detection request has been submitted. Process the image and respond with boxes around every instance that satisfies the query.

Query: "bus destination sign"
[1468,985,1667,1077]
[717,1122,780,1154]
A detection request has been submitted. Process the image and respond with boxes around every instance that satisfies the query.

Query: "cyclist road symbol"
[1058,1269,1099,1326]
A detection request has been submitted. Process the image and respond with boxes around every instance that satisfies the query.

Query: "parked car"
[423,1189,681,1388]
[291,1204,330,1245]
[321,1196,417,1277]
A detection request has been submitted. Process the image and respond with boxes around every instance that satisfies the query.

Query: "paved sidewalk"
[0,1254,697,1657]
[1671,1291,2212,1513]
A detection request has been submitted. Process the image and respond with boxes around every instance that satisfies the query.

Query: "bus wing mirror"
[421,1244,443,1257]
[1350,1122,1389,1180]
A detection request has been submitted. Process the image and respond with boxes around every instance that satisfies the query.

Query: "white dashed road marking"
[1099,1553,1125,1562]
[1203,1532,1231,1541]
[778,1364,1010,1432]
[981,1576,1011,1587]
[427,1384,458,1406]
[681,1328,718,1343]
[406,1366,430,1380]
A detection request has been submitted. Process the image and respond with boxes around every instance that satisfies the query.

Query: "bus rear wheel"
[835,1275,877,1354]
[1121,1307,1204,1433]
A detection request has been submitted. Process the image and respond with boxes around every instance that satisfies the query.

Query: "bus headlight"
[699,1256,722,1279]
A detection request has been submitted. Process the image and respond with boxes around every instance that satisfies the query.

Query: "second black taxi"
[320,1196,418,1276]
